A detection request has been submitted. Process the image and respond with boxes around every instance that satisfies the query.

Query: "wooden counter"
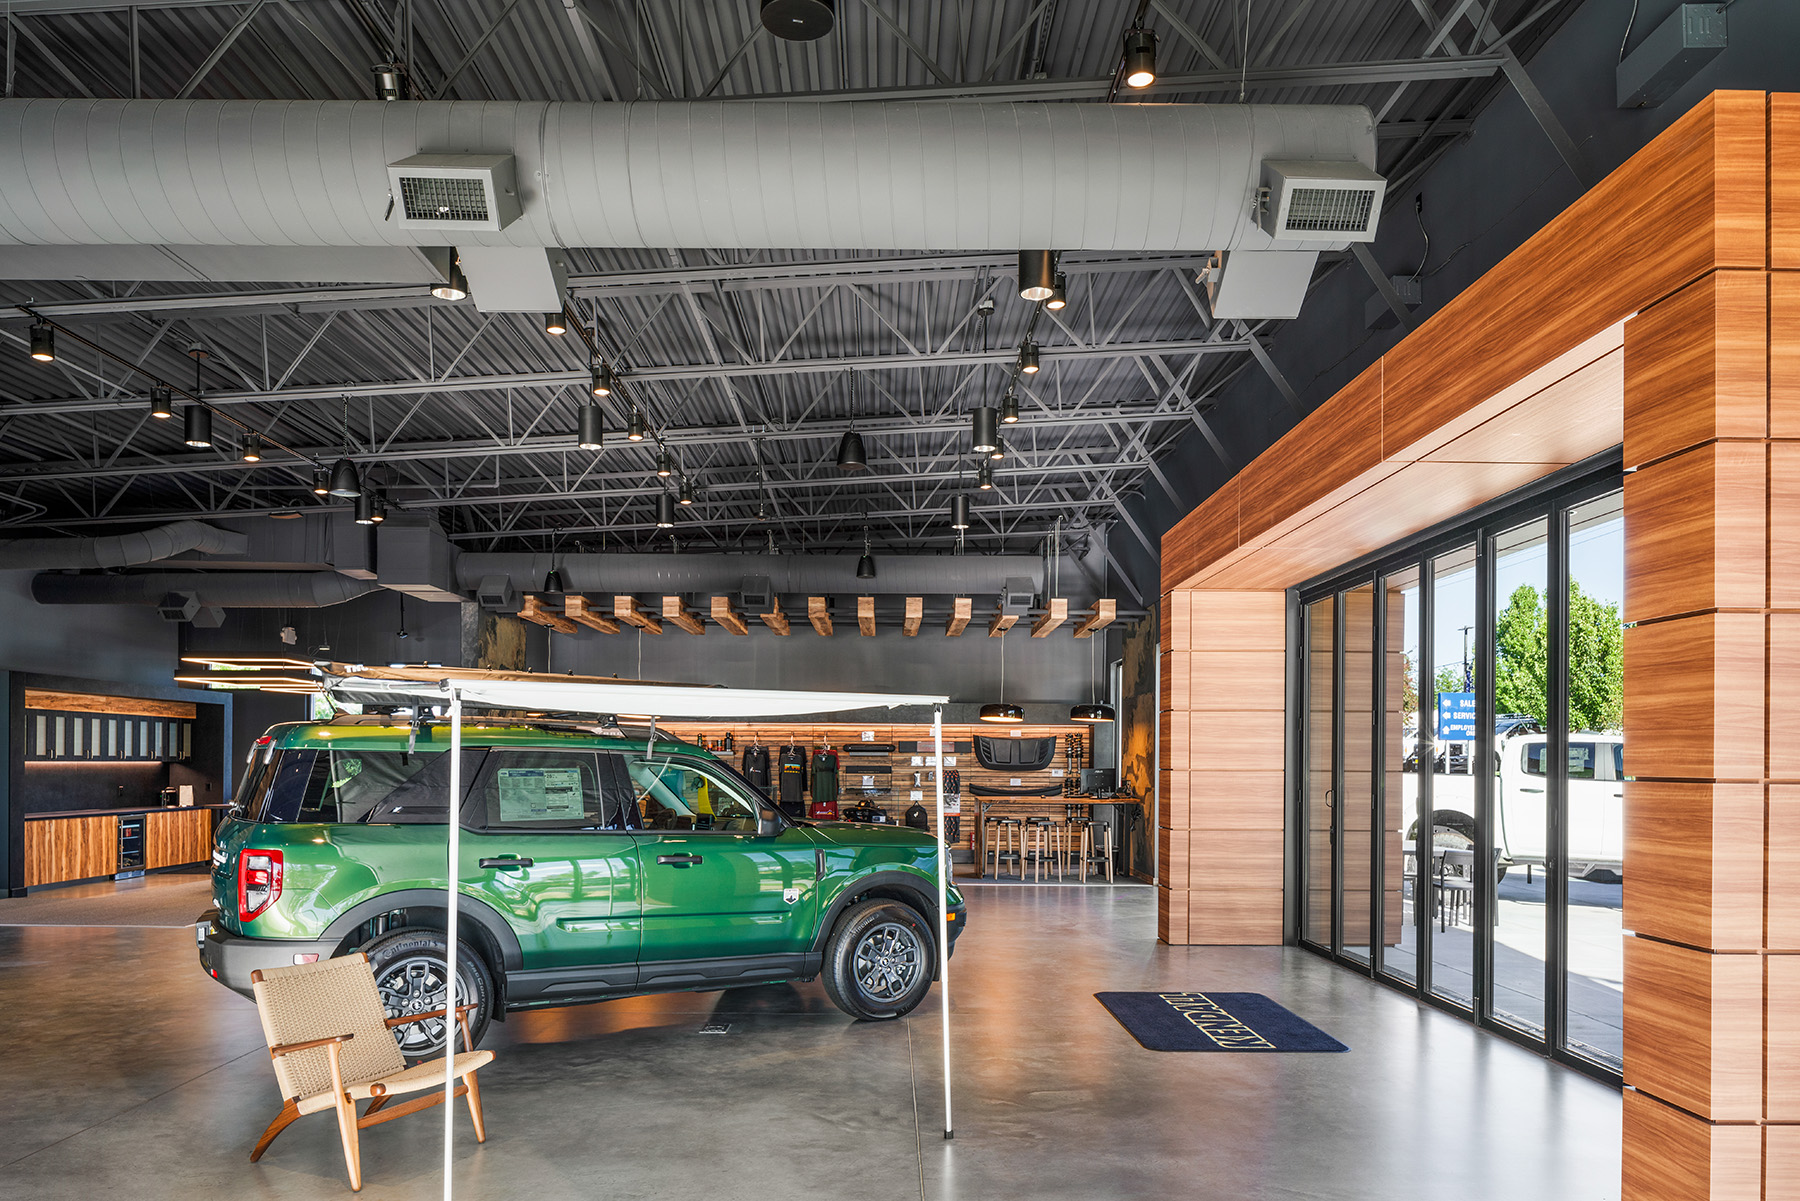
[23,806,222,888]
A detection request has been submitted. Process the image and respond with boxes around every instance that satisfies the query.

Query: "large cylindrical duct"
[0,520,247,570]
[32,571,381,608]
[454,553,1044,598]
[0,99,1375,252]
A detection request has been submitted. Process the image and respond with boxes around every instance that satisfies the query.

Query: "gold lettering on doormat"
[1157,992,1276,1049]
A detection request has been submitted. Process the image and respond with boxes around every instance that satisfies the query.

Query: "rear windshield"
[247,747,484,824]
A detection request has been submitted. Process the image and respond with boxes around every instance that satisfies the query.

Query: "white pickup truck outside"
[1403,732,1624,878]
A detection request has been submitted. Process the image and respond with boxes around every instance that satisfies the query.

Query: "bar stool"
[1064,817,1095,883]
[986,816,1023,878]
[1091,819,1116,883]
[1023,816,1059,882]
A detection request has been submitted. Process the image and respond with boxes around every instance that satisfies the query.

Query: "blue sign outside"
[1436,692,1477,740]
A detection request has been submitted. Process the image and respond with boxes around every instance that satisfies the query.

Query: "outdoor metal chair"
[247,952,493,1192]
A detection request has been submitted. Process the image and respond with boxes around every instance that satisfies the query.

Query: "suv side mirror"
[757,808,782,838]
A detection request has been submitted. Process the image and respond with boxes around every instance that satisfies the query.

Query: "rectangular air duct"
[1259,160,1386,243]
[386,154,521,232]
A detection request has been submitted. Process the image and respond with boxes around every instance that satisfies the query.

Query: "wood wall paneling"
[1623,781,1764,951]
[1767,786,1800,951]
[1184,888,1285,944]
[1777,93,1800,268]
[1235,362,1384,548]
[1774,272,1800,436]
[1160,479,1239,593]
[1158,770,1188,830]
[1161,650,1190,713]
[1187,828,1283,891]
[1767,953,1800,1121]
[22,691,198,720]
[1185,770,1285,827]
[1158,828,1190,891]
[1623,441,1768,623]
[24,816,116,888]
[1187,592,1286,649]
[143,808,213,870]
[1416,345,1624,468]
[1769,1125,1800,1201]
[1622,271,1769,469]
[1768,614,1800,782]
[1187,651,1285,712]
[1159,887,1188,944]
[1187,710,1285,773]
[1621,614,1765,781]
[1621,1088,1762,1201]
[1623,934,1763,1120]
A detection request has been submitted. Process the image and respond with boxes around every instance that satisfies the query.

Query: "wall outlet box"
[1617,3,1726,109]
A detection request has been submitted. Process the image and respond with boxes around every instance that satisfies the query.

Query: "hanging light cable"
[1071,609,1116,723]
[980,631,1024,723]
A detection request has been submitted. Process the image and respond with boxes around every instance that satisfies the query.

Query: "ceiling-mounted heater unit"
[386,154,521,232]
[1258,160,1386,243]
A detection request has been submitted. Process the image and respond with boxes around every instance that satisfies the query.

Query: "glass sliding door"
[1380,564,1422,985]
[1339,584,1377,967]
[1302,598,1336,951]
[1426,543,1478,1010]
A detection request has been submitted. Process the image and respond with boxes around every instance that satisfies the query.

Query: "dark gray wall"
[1120,0,1800,600]
[0,569,177,686]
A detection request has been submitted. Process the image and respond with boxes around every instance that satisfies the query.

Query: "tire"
[359,928,494,1060]
[821,898,935,1021]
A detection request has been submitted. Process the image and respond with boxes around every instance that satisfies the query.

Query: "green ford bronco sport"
[198,717,964,1051]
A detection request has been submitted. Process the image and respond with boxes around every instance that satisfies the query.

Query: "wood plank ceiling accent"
[945,597,972,636]
[563,595,620,634]
[661,596,705,635]
[856,596,877,636]
[758,598,790,635]
[1072,599,1116,638]
[807,597,833,636]
[902,597,923,637]
[614,596,662,633]
[710,595,749,635]
[22,690,197,720]
[1031,597,1069,637]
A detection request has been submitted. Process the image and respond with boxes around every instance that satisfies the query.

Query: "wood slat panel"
[1158,769,1188,830]
[1621,613,1765,781]
[1769,954,1800,1121]
[1417,345,1624,467]
[1158,828,1189,891]
[24,815,115,887]
[1767,785,1800,951]
[1182,887,1285,944]
[1187,711,1284,773]
[1188,591,1283,650]
[1623,440,1767,623]
[1621,1089,1762,1201]
[1623,935,1763,1120]
[1770,614,1800,782]
[1158,886,1188,944]
[1186,771,1285,827]
[1774,271,1800,437]
[143,808,214,870]
[1623,781,1764,951]
[1770,1125,1800,1201]
[1160,650,1190,714]
[1623,270,1769,469]
[1187,651,1285,712]
[1160,478,1238,593]
[1236,362,1383,548]
[1772,92,1800,269]
[1187,829,1282,890]
[23,691,196,720]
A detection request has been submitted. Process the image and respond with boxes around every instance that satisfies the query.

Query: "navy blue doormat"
[1095,992,1349,1052]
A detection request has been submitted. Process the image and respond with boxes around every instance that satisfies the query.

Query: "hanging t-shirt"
[777,746,808,816]
[808,749,840,819]
[741,745,771,793]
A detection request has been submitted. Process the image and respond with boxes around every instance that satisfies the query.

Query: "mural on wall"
[474,611,530,670]
[1119,604,1157,805]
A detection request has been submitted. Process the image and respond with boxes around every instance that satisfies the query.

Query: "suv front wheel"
[822,898,935,1021]
[361,929,495,1059]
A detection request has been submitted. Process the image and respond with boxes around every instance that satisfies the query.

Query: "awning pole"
[443,689,462,1200]
[933,704,952,1139]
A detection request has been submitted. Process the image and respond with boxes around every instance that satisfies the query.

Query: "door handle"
[1520,787,1544,794]
[657,853,704,867]
[479,857,534,870]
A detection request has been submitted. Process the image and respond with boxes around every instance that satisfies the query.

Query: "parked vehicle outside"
[197,717,964,1052]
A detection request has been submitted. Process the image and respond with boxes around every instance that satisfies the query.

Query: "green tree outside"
[1493,581,1624,731]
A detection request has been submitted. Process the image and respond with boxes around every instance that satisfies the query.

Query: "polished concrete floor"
[0,875,1622,1200]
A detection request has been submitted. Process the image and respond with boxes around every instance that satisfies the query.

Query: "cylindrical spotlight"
[328,457,362,498]
[577,403,605,451]
[28,321,54,362]
[977,460,994,490]
[431,260,468,301]
[1019,340,1040,374]
[836,428,867,471]
[372,63,403,100]
[1123,27,1158,88]
[371,490,388,522]
[354,492,377,525]
[591,362,614,397]
[183,405,213,448]
[241,435,262,463]
[626,408,647,441]
[991,438,1005,462]
[1018,250,1056,301]
[149,387,175,420]
[311,466,331,496]
[656,492,676,528]
[678,477,694,505]
[1000,392,1020,424]
[656,448,674,478]
[1046,273,1068,310]
[544,311,568,336]
[971,405,999,454]
[950,494,971,530]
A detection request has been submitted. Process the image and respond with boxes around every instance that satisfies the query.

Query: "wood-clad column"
[1620,264,1790,1199]
[1158,590,1287,944]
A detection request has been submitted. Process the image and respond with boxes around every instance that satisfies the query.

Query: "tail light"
[237,849,284,923]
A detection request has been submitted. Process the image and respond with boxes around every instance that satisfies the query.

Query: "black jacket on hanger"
[741,745,771,792]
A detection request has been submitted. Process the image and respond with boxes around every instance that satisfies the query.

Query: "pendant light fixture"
[1018,340,1040,374]
[431,259,469,301]
[1071,617,1116,722]
[761,0,835,40]
[656,492,676,528]
[836,428,867,471]
[656,446,674,477]
[542,564,565,594]
[1123,27,1159,89]
[1046,273,1068,310]
[626,407,647,441]
[980,632,1024,723]
[183,405,213,448]
[1018,250,1056,302]
[971,405,1000,454]
[856,527,876,580]
[577,402,605,451]
[371,489,388,523]
[241,434,263,463]
[328,397,361,497]
[353,491,377,525]
[591,361,615,398]
[977,460,994,490]
[311,466,331,496]
[1000,391,1019,425]
[990,438,1006,462]
[149,387,175,420]
[950,493,971,530]
[28,320,54,362]
[678,476,694,505]
[544,310,568,336]
[373,62,404,100]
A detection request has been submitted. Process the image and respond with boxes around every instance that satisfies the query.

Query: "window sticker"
[498,767,584,821]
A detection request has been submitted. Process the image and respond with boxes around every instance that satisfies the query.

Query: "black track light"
[1046,272,1068,310]
[1070,702,1116,723]
[371,489,388,523]
[977,460,994,490]
[28,321,54,362]
[991,438,1005,462]
[431,259,469,301]
[354,491,377,525]
[328,457,362,498]
[591,362,615,398]
[656,448,674,478]
[311,466,331,496]
[149,387,175,420]
[578,403,605,451]
[544,311,568,336]
[1019,340,1040,374]
[979,702,1025,724]
[678,477,694,505]
[542,566,565,594]
[626,407,646,441]
[971,405,999,454]
[1123,27,1158,89]
[836,428,867,472]
[950,494,971,530]
[183,405,213,449]
[1001,392,1020,424]
[656,492,676,528]
[241,435,262,463]
[1018,251,1056,302]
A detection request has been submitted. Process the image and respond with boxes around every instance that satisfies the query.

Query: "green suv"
[198,717,964,1050]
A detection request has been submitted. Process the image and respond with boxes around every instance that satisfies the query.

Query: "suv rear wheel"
[821,898,934,1021]
[360,929,494,1059]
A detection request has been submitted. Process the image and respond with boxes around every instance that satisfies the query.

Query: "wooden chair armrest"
[383,1003,479,1029]
[269,1032,355,1059]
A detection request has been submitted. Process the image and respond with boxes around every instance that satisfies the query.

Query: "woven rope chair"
[248,952,494,1192]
